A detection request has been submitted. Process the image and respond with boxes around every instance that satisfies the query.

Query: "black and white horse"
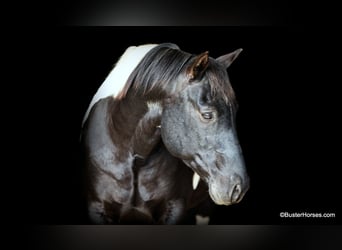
[81,43,249,224]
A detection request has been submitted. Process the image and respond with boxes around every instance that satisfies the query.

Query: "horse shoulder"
[82,97,134,203]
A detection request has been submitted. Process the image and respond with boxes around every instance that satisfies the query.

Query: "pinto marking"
[83,44,157,126]
[192,172,200,190]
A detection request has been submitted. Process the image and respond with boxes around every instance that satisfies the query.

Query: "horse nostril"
[231,184,241,203]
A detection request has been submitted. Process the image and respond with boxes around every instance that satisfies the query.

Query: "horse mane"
[117,43,236,107]
[117,43,189,99]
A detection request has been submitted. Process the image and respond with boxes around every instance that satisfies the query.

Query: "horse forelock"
[206,58,237,109]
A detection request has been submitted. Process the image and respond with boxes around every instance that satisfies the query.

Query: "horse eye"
[202,112,213,120]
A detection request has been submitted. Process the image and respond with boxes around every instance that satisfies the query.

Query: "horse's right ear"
[187,51,209,82]
[216,48,243,68]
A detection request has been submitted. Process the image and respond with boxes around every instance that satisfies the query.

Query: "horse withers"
[81,43,249,224]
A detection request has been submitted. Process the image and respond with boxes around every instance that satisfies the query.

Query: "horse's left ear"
[216,48,243,68]
[187,51,209,82]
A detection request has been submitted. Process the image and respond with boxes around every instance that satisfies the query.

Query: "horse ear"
[216,48,243,68]
[187,51,209,81]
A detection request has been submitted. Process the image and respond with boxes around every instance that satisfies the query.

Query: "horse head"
[160,48,249,206]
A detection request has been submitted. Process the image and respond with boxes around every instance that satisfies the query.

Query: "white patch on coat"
[82,44,158,126]
[146,101,162,111]
[192,172,200,190]
[196,214,210,225]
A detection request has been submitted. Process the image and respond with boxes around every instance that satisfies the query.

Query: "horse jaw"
[192,172,200,190]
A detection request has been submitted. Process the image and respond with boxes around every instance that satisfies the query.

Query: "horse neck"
[109,91,162,160]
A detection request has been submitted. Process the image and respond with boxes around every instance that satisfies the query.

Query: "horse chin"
[208,191,233,206]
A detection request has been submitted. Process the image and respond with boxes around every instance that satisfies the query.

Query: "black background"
[11,0,341,249]
[21,26,339,225]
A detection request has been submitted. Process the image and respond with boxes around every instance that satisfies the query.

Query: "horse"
[81,43,249,224]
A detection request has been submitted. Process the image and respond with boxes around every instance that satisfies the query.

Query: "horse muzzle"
[208,173,249,206]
